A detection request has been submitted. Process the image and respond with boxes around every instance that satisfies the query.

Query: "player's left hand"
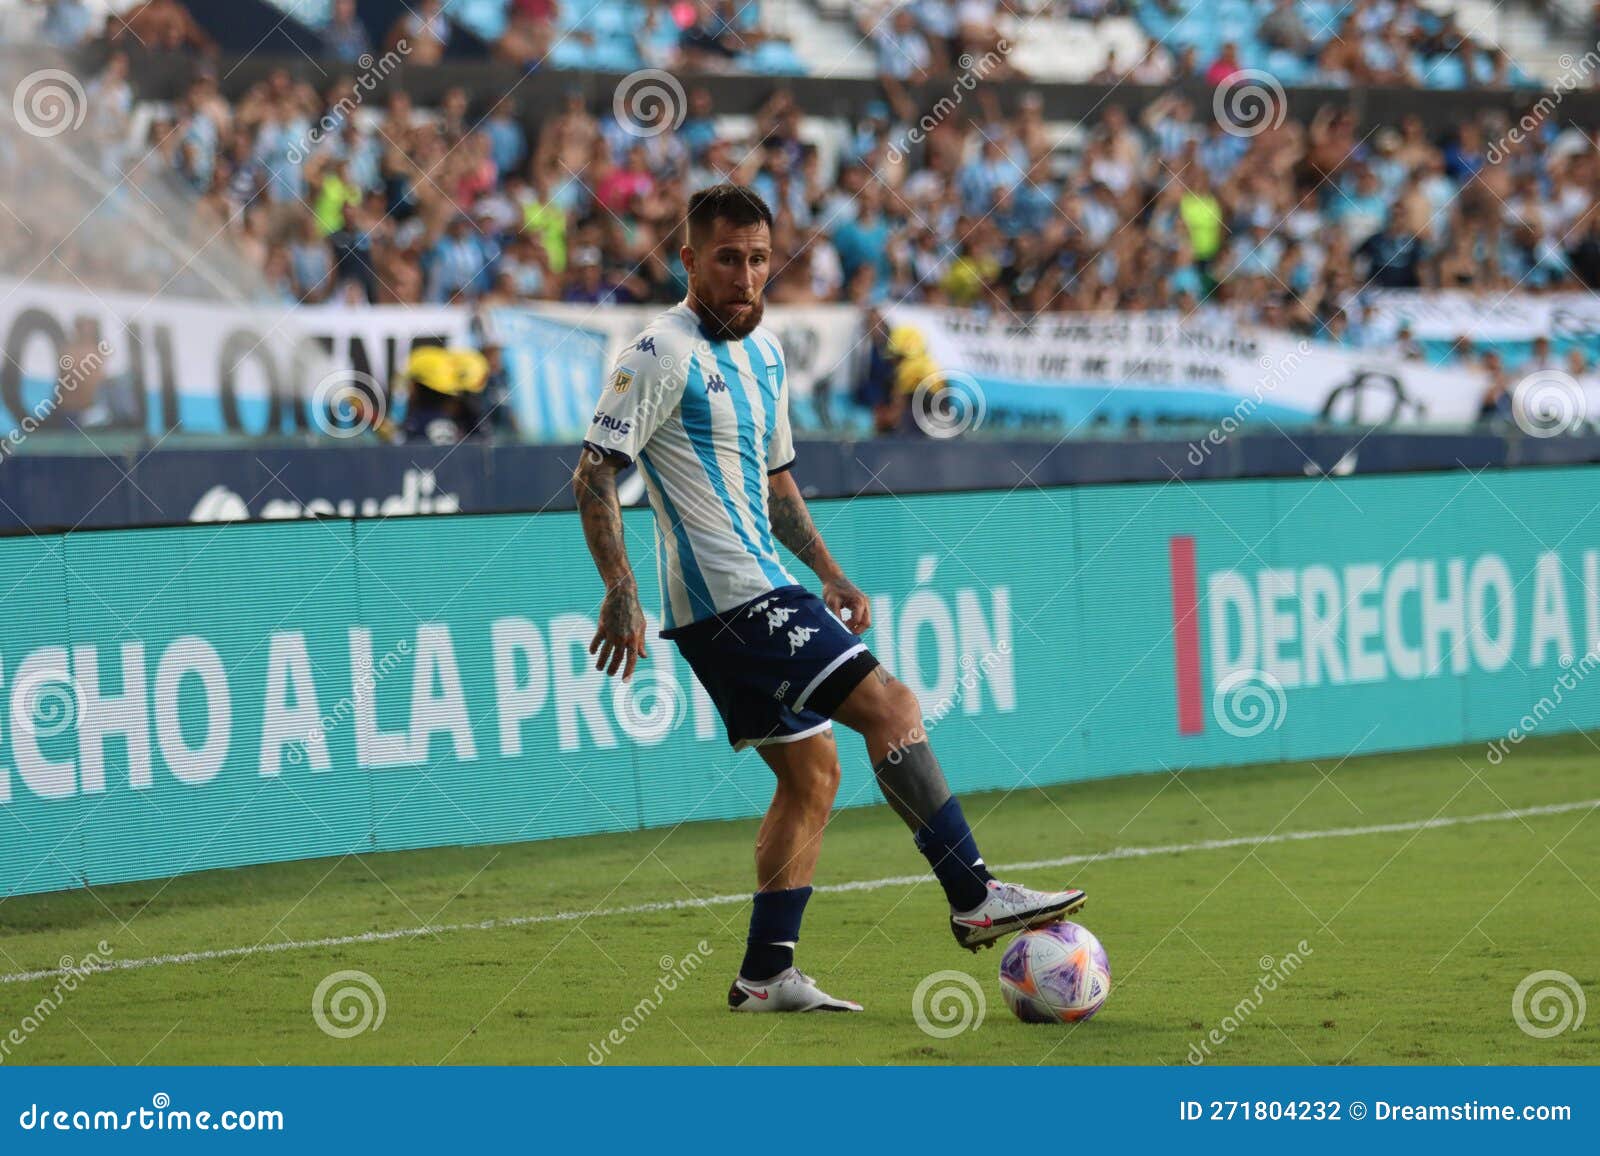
[822,575,871,634]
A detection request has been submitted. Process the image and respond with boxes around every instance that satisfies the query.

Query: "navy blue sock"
[914,797,994,911]
[741,885,813,980]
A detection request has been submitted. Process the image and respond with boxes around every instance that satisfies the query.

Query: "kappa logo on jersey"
[611,367,635,394]
[706,373,728,393]
[787,625,818,654]
[634,337,656,356]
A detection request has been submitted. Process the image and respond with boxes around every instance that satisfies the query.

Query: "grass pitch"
[1,734,1596,1066]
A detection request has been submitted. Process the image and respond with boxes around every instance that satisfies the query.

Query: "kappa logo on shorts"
[786,625,818,654]
[745,598,795,635]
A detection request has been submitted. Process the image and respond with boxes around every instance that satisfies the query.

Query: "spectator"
[322,0,371,64]
[108,0,215,52]
[35,0,96,48]
[1259,0,1312,56]
[499,0,557,66]
[1205,42,1245,86]
[387,0,449,66]
[873,6,933,85]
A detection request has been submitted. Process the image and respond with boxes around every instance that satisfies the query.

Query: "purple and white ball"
[998,921,1111,1023]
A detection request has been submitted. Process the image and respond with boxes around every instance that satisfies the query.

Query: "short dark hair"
[686,184,773,247]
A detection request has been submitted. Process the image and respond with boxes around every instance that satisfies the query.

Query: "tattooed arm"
[574,450,649,679]
[768,469,872,634]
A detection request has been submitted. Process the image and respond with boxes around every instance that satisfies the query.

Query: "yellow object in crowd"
[403,346,489,395]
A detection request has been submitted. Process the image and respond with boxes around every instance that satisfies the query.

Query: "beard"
[691,292,764,341]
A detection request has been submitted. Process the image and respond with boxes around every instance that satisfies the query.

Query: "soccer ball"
[998,921,1111,1023]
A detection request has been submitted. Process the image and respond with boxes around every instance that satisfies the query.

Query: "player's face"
[684,218,770,340]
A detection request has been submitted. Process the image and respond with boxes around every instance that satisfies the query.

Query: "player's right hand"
[590,587,649,681]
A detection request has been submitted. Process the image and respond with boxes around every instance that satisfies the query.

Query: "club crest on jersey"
[611,367,635,394]
[706,373,728,394]
[634,337,657,356]
[764,365,780,392]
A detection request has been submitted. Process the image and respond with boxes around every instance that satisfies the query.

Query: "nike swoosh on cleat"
[952,916,993,927]
[739,985,770,999]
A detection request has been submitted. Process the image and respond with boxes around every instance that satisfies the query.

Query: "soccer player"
[573,184,1085,1013]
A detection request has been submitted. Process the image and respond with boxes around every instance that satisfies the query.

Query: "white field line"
[3,797,1595,986]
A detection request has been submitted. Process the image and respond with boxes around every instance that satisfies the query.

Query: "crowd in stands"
[30,0,1568,91]
[69,47,1594,352]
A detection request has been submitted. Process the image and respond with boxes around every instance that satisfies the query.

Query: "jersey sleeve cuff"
[583,440,634,467]
[766,457,796,476]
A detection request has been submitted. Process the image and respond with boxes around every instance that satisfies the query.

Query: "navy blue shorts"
[661,585,880,750]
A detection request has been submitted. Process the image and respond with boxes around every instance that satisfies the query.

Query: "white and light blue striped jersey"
[584,303,797,630]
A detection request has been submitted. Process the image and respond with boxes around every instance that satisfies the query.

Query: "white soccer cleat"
[949,879,1087,951]
[727,967,864,1012]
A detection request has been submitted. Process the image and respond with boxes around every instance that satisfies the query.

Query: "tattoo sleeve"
[768,476,841,581]
[574,455,635,595]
